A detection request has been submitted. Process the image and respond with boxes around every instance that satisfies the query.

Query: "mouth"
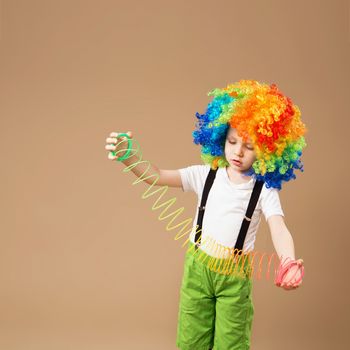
[231,159,242,166]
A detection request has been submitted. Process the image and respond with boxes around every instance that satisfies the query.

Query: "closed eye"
[228,140,254,150]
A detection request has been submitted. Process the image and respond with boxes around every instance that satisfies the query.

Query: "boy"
[105,79,306,349]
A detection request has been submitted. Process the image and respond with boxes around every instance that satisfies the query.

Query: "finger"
[288,282,300,290]
[110,132,132,139]
[283,268,301,284]
[105,144,116,151]
[107,152,117,160]
[281,282,293,289]
[106,137,125,144]
[284,274,299,284]
[106,137,118,144]
[281,285,290,290]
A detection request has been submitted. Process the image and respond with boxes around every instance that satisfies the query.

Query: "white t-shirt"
[179,164,284,256]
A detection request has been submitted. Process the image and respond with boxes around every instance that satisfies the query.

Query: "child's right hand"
[105,131,133,161]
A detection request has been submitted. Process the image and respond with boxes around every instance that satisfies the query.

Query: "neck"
[226,166,251,182]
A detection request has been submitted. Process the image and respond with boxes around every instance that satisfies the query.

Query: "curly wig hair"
[192,80,307,190]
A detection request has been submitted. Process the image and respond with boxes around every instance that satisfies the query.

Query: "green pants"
[176,242,254,350]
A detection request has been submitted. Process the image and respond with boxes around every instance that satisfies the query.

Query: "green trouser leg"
[176,242,254,350]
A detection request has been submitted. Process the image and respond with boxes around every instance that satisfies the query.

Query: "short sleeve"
[260,187,285,222]
[178,164,210,194]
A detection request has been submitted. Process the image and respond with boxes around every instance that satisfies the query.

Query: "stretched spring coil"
[109,135,304,286]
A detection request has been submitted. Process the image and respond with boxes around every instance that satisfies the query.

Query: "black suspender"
[194,168,264,255]
[194,169,218,247]
[235,178,264,252]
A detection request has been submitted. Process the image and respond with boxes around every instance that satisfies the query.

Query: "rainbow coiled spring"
[109,135,304,286]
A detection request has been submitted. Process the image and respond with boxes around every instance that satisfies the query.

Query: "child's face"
[224,127,257,173]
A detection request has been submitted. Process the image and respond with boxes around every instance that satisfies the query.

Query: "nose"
[234,144,244,157]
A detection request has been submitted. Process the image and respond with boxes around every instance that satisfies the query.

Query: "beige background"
[1,0,349,349]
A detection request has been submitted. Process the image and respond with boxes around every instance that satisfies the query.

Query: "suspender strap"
[194,167,264,255]
[194,168,218,250]
[234,179,264,253]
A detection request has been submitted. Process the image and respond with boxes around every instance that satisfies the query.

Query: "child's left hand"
[274,258,304,291]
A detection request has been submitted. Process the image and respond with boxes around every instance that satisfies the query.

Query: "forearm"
[271,227,296,261]
[121,152,161,186]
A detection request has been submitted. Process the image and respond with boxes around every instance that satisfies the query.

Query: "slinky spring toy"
[109,133,133,161]
[185,234,304,286]
[274,256,304,287]
[107,132,304,286]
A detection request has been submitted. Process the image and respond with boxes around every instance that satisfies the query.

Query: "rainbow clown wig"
[192,80,307,191]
